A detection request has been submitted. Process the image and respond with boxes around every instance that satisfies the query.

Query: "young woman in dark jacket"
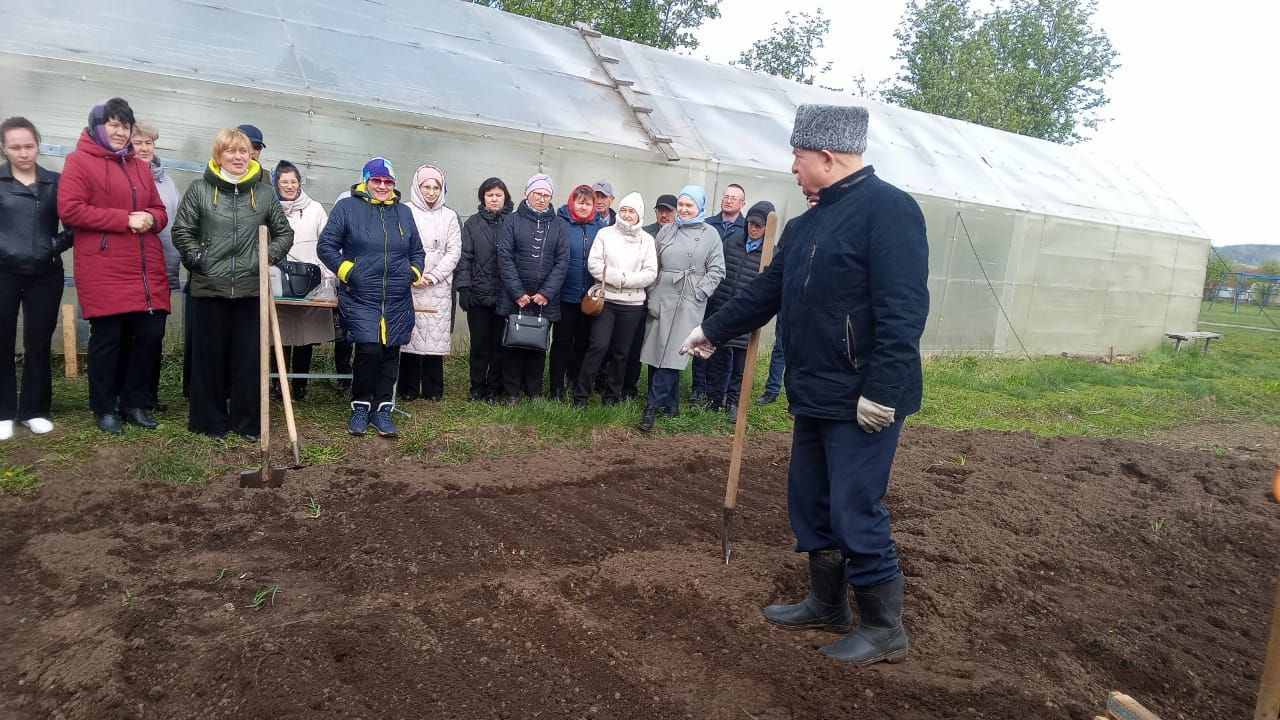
[456,177,512,401]
[0,117,72,441]
[58,98,170,436]
[318,158,425,437]
[495,173,569,403]
[171,127,293,441]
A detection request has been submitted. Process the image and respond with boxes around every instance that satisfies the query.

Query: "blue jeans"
[764,323,785,395]
[690,355,707,397]
[788,415,904,587]
[647,366,682,413]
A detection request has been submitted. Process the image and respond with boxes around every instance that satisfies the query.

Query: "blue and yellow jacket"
[317,183,425,345]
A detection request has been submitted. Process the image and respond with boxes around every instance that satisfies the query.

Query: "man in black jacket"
[683,104,929,666]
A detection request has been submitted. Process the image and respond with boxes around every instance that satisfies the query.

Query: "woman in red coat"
[57,98,171,435]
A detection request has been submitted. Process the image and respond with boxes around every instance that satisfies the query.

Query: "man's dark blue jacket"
[701,166,929,419]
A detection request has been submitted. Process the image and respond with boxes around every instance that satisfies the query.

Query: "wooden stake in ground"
[60,304,78,378]
[722,211,779,565]
[268,286,304,469]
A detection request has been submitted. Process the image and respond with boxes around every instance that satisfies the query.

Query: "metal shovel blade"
[238,466,287,488]
[721,506,734,564]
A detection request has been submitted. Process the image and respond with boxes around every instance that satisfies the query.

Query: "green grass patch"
[916,322,1280,436]
[128,437,223,484]
[1198,300,1280,331]
[0,463,40,495]
[5,312,1276,495]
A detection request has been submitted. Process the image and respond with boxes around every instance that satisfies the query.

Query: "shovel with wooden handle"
[239,226,287,488]
[721,211,779,564]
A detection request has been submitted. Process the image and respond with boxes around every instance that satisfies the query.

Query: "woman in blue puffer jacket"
[548,183,606,400]
[318,157,425,438]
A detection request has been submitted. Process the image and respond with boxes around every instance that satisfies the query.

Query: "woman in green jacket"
[172,127,292,440]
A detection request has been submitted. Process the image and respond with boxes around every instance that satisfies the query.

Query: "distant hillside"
[1216,244,1280,267]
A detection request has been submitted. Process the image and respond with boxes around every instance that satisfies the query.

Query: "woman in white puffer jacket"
[572,192,657,406]
[401,163,461,401]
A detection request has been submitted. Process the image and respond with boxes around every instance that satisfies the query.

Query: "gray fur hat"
[789,104,869,154]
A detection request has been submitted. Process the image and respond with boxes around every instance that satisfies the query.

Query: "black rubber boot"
[763,549,853,632]
[822,575,909,664]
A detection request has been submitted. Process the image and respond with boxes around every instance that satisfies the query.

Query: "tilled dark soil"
[1,426,1276,719]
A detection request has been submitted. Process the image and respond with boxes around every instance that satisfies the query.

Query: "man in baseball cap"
[592,180,615,226]
[236,125,269,184]
[643,193,677,237]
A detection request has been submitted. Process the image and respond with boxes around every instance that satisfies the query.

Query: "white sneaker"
[22,418,54,434]
[0,420,13,441]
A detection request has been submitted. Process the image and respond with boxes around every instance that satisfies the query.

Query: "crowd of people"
[6,96,931,668]
[0,97,788,441]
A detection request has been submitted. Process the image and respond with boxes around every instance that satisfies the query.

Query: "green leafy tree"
[468,0,721,52]
[733,9,833,85]
[883,0,1119,144]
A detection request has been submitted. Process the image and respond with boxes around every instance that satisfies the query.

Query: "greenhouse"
[0,0,1210,354]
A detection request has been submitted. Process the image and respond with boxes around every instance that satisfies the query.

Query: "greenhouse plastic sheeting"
[0,0,1211,355]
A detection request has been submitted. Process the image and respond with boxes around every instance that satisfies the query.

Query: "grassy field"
[1197,299,1280,330]
[3,306,1279,494]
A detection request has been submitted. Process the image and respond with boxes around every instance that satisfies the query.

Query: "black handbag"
[275,260,322,298]
[503,309,551,351]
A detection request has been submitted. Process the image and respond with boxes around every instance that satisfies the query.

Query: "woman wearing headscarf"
[456,177,511,401]
[548,183,606,401]
[400,163,461,401]
[272,159,334,401]
[0,117,72,441]
[171,128,293,440]
[573,192,657,407]
[58,98,171,435]
[318,158,425,437]
[637,185,725,432]
[130,121,181,413]
[496,173,569,404]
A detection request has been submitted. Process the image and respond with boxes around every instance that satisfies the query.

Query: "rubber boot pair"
[763,549,909,665]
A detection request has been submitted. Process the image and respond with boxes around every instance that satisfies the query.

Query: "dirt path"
[1,426,1275,719]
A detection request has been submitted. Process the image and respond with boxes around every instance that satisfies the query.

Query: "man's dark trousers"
[787,415,904,588]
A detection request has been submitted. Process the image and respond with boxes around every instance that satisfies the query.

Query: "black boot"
[637,405,657,433]
[822,575,909,664]
[763,549,853,632]
[94,412,124,435]
[122,407,158,429]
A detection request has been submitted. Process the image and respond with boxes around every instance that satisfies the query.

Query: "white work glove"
[856,396,896,432]
[679,325,715,359]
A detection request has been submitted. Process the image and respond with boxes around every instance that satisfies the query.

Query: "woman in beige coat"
[272,160,335,401]
[400,163,461,400]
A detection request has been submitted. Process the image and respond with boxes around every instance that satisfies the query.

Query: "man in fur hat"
[681,104,929,665]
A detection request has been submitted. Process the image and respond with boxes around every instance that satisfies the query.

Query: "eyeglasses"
[368,178,395,187]
[529,191,552,201]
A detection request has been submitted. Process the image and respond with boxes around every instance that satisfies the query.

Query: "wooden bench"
[1165,331,1222,351]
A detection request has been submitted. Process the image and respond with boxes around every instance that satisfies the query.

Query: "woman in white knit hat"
[572,192,657,406]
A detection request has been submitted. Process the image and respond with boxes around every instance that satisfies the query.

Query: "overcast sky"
[695,0,1276,247]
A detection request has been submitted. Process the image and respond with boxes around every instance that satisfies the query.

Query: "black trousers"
[707,345,749,405]
[0,267,63,421]
[279,344,315,394]
[502,346,545,399]
[352,342,400,406]
[187,296,258,436]
[399,353,444,399]
[87,310,167,416]
[548,302,592,397]
[574,302,644,403]
[466,305,504,399]
[182,285,192,398]
[334,338,354,375]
